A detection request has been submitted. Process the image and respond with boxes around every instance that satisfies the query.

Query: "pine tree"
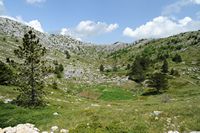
[172,53,182,63]
[99,64,104,72]
[161,59,168,73]
[14,30,47,107]
[64,50,71,59]
[170,68,180,77]
[128,56,145,83]
[52,81,58,89]
[58,64,64,72]
[126,64,131,70]
[54,63,64,78]
[147,73,168,93]
[0,61,13,85]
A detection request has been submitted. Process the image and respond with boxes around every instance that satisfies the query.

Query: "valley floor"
[0,76,200,133]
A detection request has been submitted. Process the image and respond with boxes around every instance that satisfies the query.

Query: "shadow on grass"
[142,90,162,96]
[0,101,54,128]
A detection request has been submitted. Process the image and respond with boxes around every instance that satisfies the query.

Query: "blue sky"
[1,0,200,44]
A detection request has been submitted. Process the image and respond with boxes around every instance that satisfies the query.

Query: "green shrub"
[99,64,104,72]
[172,53,182,63]
[170,68,180,77]
[161,59,168,73]
[0,61,13,85]
[64,50,71,59]
[128,55,150,83]
[52,81,58,89]
[54,63,64,78]
[147,72,168,93]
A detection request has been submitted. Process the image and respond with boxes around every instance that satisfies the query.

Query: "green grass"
[0,102,54,128]
[99,87,133,101]
[0,77,200,133]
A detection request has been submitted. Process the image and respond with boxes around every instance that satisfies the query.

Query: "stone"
[2,123,39,133]
[91,104,100,107]
[4,98,13,103]
[167,118,171,123]
[53,112,59,116]
[168,131,179,133]
[51,126,58,132]
[153,111,162,116]
[3,126,16,133]
[60,129,69,133]
[107,104,111,107]
[41,131,48,133]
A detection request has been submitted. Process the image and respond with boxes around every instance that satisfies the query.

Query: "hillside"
[0,17,200,133]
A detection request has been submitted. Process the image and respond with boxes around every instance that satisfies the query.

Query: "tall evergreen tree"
[54,63,64,78]
[161,59,168,73]
[0,61,13,85]
[128,56,145,83]
[172,53,182,63]
[14,30,47,107]
[126,64,131,70]
[64,50,71,59]
[99,64,104,72]
[147,73,168,93]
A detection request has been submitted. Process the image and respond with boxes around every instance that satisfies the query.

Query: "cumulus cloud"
[0,15,44,32]
[27,20,44,32]
[26,0,46,4]
[60,28,82,41]
[0,0,3,6]
[123,16,200,39]
[60,20,118,41]
[75,20,118,37]
[191,0,200,4]
[60,28,72,36]
[162,0,200,15]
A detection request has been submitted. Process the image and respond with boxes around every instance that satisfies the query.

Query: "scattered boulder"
[91,103,100,107]
[168,131,179,133]
[41,131,48,133]
[60,129,69,133]
[153,111,162,116]
[4,98,13,103]
[51,126,58,132]
[107,104,111,107]
[53,112,59,116]
[1,123,39,133]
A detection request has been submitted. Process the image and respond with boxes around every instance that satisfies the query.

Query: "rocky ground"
[0,123,69,133]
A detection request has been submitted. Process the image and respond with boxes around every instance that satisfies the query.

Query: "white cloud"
[60,28,82,41]
[162,0,200,15]
[123,16,200,39]
[0,15,25,23]
[60,20,118,41]
[26,0,46,4]
[0,0,3,6]
[0,15,44,32]
[190,0,200,4]
[75,20,118,37]
[60,28,72,36]
[27,20,44,32]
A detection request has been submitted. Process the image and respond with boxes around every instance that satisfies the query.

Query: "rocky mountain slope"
[0,17,134,84]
